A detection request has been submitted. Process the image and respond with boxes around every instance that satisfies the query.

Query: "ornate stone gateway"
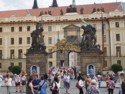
[48,39,80,67]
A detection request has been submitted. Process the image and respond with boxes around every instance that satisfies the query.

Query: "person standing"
[0,75,3,87]
[85,74,91,91]
[64,73,70,94]
[26,78,35,94]
[32,74,41,94]
[43,73,48,81]
[86,79,100,94]
[51,76,60,94]
[38,76,48,94]
[21,73,27,93]
[4,74,13,94]
[89,67,95,79]
[107,77,115,94]
[78,77,85,94]
[14,74,21,92]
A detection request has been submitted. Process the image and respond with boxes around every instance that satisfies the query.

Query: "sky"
[0,0,124,11]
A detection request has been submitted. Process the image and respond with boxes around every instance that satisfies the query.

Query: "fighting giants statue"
[80,24,100,51]
[27,22,46,54]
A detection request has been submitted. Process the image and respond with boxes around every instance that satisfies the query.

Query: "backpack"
[51,82,59,94]
[89,86,99,94]
[107,81,115,89]
[75,82,81,89]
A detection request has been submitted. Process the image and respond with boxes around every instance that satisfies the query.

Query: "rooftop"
[0,2,124,18]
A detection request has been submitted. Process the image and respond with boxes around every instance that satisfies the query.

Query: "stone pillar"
[80,52,102,75]
[26,53,47,77]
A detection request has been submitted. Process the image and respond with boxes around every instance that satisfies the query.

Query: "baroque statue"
[28,22,46,53]
[80,21,100,51]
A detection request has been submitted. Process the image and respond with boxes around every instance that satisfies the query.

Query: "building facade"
[0,2,125,72]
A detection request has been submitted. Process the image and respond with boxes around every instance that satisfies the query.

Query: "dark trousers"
[79,87,84,94]
[108,89,113,94]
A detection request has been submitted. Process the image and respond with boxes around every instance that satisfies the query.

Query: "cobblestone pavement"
[0,80,120,94]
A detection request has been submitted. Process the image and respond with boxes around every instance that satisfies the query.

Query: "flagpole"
[101,13,105,71]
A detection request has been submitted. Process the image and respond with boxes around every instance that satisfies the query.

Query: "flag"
[101,15,104,34]
[81,20,88,26]
[40,19,42,28]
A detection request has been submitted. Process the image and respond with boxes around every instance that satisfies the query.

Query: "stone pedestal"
[80,51,102,75]
[26,53,47,77]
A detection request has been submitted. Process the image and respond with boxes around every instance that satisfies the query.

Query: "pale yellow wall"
[0,10,125,72]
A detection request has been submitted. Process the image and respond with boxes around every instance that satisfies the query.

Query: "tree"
[111,64,123,74]
[11,66,21,75]
[8,66,13,72]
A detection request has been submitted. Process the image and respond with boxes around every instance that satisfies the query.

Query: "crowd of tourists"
[1,67,125,94]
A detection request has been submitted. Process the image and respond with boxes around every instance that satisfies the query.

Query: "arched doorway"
[30,65,40,78]
[86,64,95,75]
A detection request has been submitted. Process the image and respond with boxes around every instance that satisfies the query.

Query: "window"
[48,37,52,44]
[11,27,14,32]
[19,62,22,68]
[10,50,14,59]
[48,26,52,31]
[116,46,121,57]
[10,62,14,66]
[104,35,106,42]
[19,37,22,44]
[0,50,2,59]
[27,26,30,31]
[27,37,30,44]
[48,49,53,58]
[11,38,14,45]
[115,22,119,28]
[104,47,107,56]
[117,60,121,65]
[0,38,2,45]
[116,34,120,41]
[0,63,1,68]
[18,49,22,59]
[49,62,53,67]
[104,60,107,68]
[0,27,2,32]
[19,26,22,32]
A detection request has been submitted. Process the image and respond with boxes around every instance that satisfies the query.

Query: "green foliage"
[8,66,13,72]
[11,66,21,75]
[111,64,123,74]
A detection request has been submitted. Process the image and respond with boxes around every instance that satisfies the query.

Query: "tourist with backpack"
[107,77,115,94]
[51,76,60,94]
[38,76,48,94]
[86,79,100,94]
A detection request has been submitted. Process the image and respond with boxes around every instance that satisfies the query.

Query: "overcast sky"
[0,0,124,11]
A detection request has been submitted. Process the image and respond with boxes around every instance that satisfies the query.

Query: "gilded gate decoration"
[48,39,80,53]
